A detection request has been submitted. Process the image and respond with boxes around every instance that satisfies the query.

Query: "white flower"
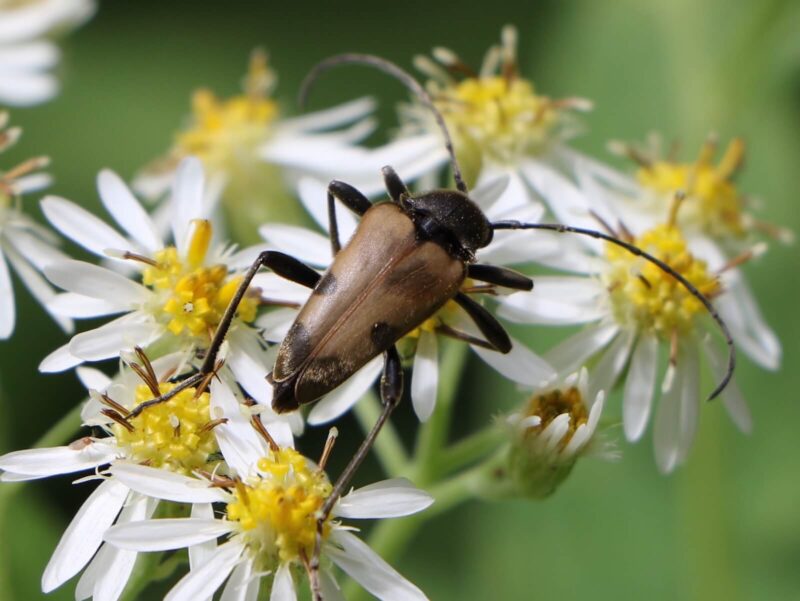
[257,172,557,425]
[0,113,72,338]
[133,49,444,240]
[104,440,433,601]
[0,0,95,106]
[0,352,278,599]
[506,368,616,498]
[496,202,768,472]
[394,25,597,225]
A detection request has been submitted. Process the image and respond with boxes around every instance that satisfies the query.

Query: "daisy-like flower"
[0,113,73,338]
[595,134,795,249]
[496,198,766,473]
[0,0,95,106]
[38,157,281,402]
[0,350,280,599]
[395,25,596,222]
[256,172,557,425]
[104,436,433,600]
[504,368,615,498]
[134,49,444,243]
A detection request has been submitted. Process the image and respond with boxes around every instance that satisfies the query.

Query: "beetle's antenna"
[491,220,735,401]
[299,52,469,195]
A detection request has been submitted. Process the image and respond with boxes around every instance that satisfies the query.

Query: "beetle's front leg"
[309,345,404,599]
[381,165,409,203]
[202,251,320,373]
[453,292,512,353]
[327,180,372,255]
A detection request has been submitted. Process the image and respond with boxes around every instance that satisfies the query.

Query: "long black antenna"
[492,220,735,401]
[299,53,469,195]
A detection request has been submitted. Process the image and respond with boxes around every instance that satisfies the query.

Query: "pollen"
[226,448,333,567]
[141,220,258,337]
[439,76,560,164]
[604,224,721,338]
[636,138,747,238]
[522,386,588,450]
[174,49,278,172]
[112,383,218,475]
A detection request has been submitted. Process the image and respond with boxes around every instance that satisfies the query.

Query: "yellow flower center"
[637,138,746,238]
[174,50,278,173]
[604,224,720,338]
[112,383,219,475]
[142,220,257,337]
[522,386,588,449]
[227,448,333,567]
[437,76,560,165]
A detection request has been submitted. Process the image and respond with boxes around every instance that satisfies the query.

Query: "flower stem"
[436,422,505,475]
[353,390,409,477]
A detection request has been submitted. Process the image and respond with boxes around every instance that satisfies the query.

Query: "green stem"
[352,390,409,477]
[437,422,506,475]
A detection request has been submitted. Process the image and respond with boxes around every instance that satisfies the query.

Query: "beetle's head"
[401,189,493,258]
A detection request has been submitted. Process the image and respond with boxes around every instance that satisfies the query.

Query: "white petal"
[75,493,155,601]
[546,323,619,376]
[4,226,66,270]
[44,260,150,304]
[307,356,383,425]
[470,169,510,212]
[220,557,259,601]
[259,224,332,268]
[497,276,606,325]
[97,169,161,253]
[411,330,438,422]
[209,378,267,477]
[42,479,129,593]
[0,41,58,69]
[105,517,232,551]
[623,334,659,441]
[278,97,375,133]
[69,313,162,361]
[327,530,428,601]
[0,247,14,338]
[297,177,358,243]
[40,196,131,259]
[48,292,128,318]
[227,329,272,405]
[481,169,531,218]
[252,272,313,305]
[653,357,688,474]
[336,478,434,519]
[472,336,555,387]
[76,366,112,392]
[189,503,217,572]
[39,341,83,372]
[257,307,299,342]
[170,157,207,251]
[165,541,244,601]
[0,441,116,477]
[270,562,296,601]
[109,463,227,504]
[588,329,635,401]
[702,336,752,433]
[0,71,57,106]
[319,569,345,601]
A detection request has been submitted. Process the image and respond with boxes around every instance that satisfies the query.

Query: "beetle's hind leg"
[467,263,534,291]
[309,345,404,599]
[327,180,372,255]
[453,292,512,353]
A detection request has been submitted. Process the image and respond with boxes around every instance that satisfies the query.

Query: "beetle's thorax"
[400,189,493,261]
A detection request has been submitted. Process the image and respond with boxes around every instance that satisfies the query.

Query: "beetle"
[129,53,735,599]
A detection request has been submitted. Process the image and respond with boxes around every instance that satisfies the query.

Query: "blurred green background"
[1,0,798,599]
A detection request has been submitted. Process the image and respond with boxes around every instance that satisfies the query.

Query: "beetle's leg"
[201,251,320,374]
[309,345,404,598]
[434,323,497,350]
[467,263,534,291]
[381,165,409,203]
[453,292,512,353]
[327,180,372,255]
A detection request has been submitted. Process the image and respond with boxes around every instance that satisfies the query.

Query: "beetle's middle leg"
[467,263,534,291]
[452,292,512,353]
[327,180,372,256]
[309,345,404,597]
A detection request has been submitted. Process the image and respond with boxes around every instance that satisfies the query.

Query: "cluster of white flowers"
[0,16,787,601]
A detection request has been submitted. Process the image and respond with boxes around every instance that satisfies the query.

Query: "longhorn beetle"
[129,54,735,600]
